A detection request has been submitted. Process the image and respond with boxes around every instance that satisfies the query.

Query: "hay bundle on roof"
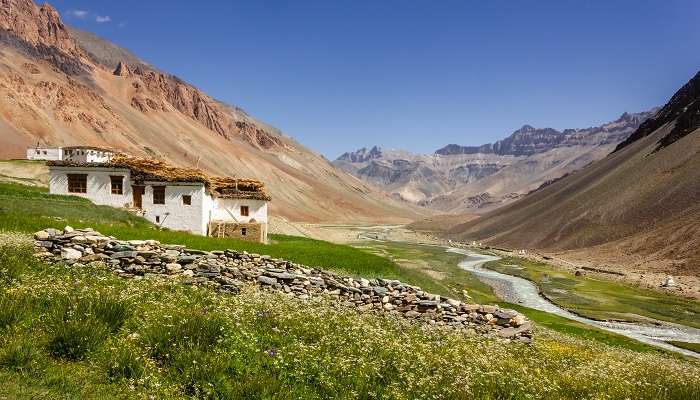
[109,154,210,184]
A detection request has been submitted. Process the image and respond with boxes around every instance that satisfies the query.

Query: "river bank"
[450,247,700,359]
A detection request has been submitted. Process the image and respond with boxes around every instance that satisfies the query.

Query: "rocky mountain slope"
[447,70,700,278]
[334,110,656,212]
[0,0,424,222]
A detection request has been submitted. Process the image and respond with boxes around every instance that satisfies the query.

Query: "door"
[132,185,145,208]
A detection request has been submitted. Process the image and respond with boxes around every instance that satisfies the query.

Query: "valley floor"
[269,221,700,357]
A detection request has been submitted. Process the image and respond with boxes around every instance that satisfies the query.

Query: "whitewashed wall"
[27,147,62,161]
[202,192,214,235]
[63,149,114,163]
[211,198,268,224]
[49,167,132,208]
[141,183,207,235]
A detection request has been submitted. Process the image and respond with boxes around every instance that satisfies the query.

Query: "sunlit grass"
[0,236,699,399]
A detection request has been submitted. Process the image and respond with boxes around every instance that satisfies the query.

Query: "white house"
[27,145,115,163]
[47,154,270,242]
[26,146,63,161]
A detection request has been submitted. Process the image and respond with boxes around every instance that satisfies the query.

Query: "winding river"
[448,247,700,359]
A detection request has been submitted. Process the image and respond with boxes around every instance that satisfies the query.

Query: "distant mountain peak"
[337,146,383,163]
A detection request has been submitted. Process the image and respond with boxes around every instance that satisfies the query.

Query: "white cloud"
[118,21,127,28]
[95,15,112,23]
[66,9,88,19]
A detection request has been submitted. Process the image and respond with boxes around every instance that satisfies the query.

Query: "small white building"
[47,154,270,242]
[27,146,115,163]
[26,146,63,161]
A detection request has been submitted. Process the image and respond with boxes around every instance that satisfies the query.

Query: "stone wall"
[33,226,532,341]
[209,221,265,243]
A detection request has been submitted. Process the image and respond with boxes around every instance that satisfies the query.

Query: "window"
[241,227,247,236]
[182,195,191,205]
[35,150,40,155]
[155,216,160,223]
[43,150,47,155]
[152,186,165,204]
[240,205,249,216]
[67,174,87,193]
[110,176,123,195]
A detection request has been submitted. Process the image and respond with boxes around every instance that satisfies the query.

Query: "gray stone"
[372,286,388,296]
[110,251,138,259]
[111,245,135,252]
[61,247,82,260]
[267,272,295,280]
[258,276,277,285]
[494,309,517,319]
[178,255,198,264]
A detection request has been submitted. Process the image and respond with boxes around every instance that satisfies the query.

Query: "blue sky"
[53,0,700,158]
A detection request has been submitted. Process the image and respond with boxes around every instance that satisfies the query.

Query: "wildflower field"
[1,235,699,399]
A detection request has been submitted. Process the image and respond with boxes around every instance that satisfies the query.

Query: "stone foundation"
[209,221,267,243]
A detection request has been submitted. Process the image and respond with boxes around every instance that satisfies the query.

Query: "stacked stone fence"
[33,226,532,341]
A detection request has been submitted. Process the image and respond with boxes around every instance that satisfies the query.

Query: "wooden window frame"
[182,194,191,205]
[110,175,123,195]
[240,205,249,217]
[152,186,165,205]
[67,174,87,193]
[241,227,247,236]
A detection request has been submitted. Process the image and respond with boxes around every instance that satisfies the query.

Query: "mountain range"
[445,70,700,278]
[0,0,424,223]
[334,110,656,213]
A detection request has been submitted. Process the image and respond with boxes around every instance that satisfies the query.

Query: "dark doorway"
[132,185,145,208]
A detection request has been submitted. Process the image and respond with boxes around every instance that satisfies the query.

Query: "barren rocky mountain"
[334,110,656,212]
[446,70,700,281]
[0,0,424,222]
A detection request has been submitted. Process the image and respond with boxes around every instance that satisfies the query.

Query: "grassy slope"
[486,256,700,329]
[0,182,693,356]
[1,237,699,399]
[0,183,400,278]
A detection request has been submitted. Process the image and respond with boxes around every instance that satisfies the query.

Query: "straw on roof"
[47,154,271,201]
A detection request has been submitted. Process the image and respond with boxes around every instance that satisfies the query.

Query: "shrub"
[89,294,132,333]
[47,294,131,361]
[0,293,30,332]
[0,339,40,372]
[0,237,35,284]
[168,349,234,398]
[143,309,228,364]
[47,316,110,361]
[106,344,146,381]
